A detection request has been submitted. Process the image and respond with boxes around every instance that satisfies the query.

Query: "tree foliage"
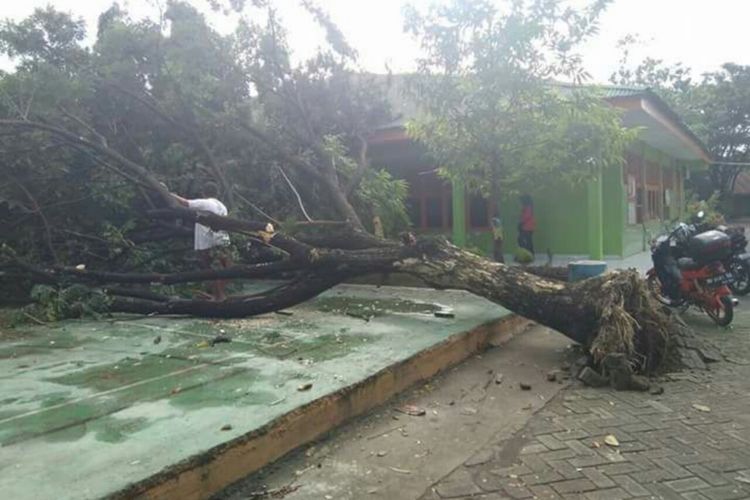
[403,0,636,195]
[612,43,750,196]
[0,0,406,293]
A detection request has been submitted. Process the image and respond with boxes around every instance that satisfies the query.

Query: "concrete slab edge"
[110,315,533,500]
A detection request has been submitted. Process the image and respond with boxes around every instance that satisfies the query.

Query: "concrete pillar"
[451,178,466,247]
[587,169,604,260]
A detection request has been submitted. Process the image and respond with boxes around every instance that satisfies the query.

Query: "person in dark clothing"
[518,194,536,255]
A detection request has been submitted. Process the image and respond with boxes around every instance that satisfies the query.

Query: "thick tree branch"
[0,119,176,207]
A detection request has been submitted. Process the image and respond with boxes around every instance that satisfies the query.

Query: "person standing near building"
[518,194,536,256]
[170,183,232,301]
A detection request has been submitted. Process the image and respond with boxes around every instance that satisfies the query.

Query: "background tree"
[403,0,637,261]
[0,0,408,293]
[612,40,750,199]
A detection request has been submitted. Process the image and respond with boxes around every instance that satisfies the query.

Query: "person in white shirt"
[171,183,232,301]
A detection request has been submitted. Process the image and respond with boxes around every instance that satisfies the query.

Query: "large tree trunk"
[7,219,675,377]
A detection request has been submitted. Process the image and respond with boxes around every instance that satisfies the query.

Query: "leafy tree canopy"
[0,1,406,288]
[403,0,637,195]
[612,39,750,196]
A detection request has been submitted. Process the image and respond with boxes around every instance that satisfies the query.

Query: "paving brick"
[520,455,550,473]
[580,467,616,488]
[537,448,579,463]
[552,429,590,441]
[491,464,532,478]
[433,468,484,498]
[520,443,549,455]
[647,482,693,500]
[596,462,642,476]
[502,481,533,499]
[681,492,710,500]
[665,476,711,492]
[569,451,625,468]
[682,491,708,500]
[686,464,730,486]
[474,469,505,493]
[629,467,676,484]
[536,434,568,451]
[520,469,563,486]
[652,457,693,479]
[527,485,563,499]
[700,485,750,500]
[565,439,597,456]
[546,460,583,480]
[611,474,651,497]
[584,487,631,500]
[550,478,597,495]
[704,458,748,473]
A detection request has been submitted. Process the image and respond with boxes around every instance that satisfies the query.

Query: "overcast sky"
[2,0,749,83]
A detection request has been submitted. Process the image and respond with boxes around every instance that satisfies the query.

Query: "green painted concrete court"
[0,283,511,500]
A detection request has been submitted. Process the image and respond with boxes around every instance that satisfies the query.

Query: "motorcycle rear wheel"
[706,295,734,327]
[729,259,750,296]
[646,273,686,308]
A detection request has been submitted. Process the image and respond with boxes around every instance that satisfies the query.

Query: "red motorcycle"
[646,221,737,326]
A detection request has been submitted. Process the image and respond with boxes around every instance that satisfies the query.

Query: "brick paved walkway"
[422,311,750,500]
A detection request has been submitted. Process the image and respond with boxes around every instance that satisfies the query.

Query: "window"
[469,194,490,228]
[645,187,662,221]
[406,197,421,228]
[425,197,444,228]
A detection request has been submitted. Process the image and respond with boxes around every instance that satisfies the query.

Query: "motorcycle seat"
[677,257,702,270]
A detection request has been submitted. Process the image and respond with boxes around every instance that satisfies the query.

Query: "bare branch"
[275,165,314,222]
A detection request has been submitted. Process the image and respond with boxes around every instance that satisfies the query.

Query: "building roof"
[371,77,712,163]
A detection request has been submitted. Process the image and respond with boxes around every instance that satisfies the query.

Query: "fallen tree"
[4,206,714,388]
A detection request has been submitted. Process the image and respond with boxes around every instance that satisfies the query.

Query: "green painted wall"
[603,164,625,257]
[499,182,590,257]
[587,172,604,260]
[451,178,466,247]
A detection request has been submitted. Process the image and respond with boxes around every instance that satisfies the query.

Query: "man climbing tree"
[170,183,234,301]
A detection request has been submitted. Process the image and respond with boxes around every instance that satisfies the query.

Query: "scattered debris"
[629,374,651,392]
[522,403,533,410]
[578,367,608,387]
[494,373,504,385]
[220,424,232,431]
[434,309,455,318]
[366,425,404,440]
[735,475,750,485]
[153,335,161,345]
[275,310,293,316]
[650,386,665,395]
[195,340,210,348]
[75,264,86,271]
[170,387,181,395]
[268,396,286,406]
[297,383,313,392]
[295,465,314,477]
[129,460,141,466]
[246,484,301,499]
[376,451,388,457]
[345,311,371,321]
[461,407,478,415]
[210,334,232,346]
[395,404,426,416]
[367,488,379,494]
[692,404,711,413]
[519,382,532,391]
[591,441,601,449]
[604,435,620,447]
[546,370,559,382]
[389,467,412,474]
